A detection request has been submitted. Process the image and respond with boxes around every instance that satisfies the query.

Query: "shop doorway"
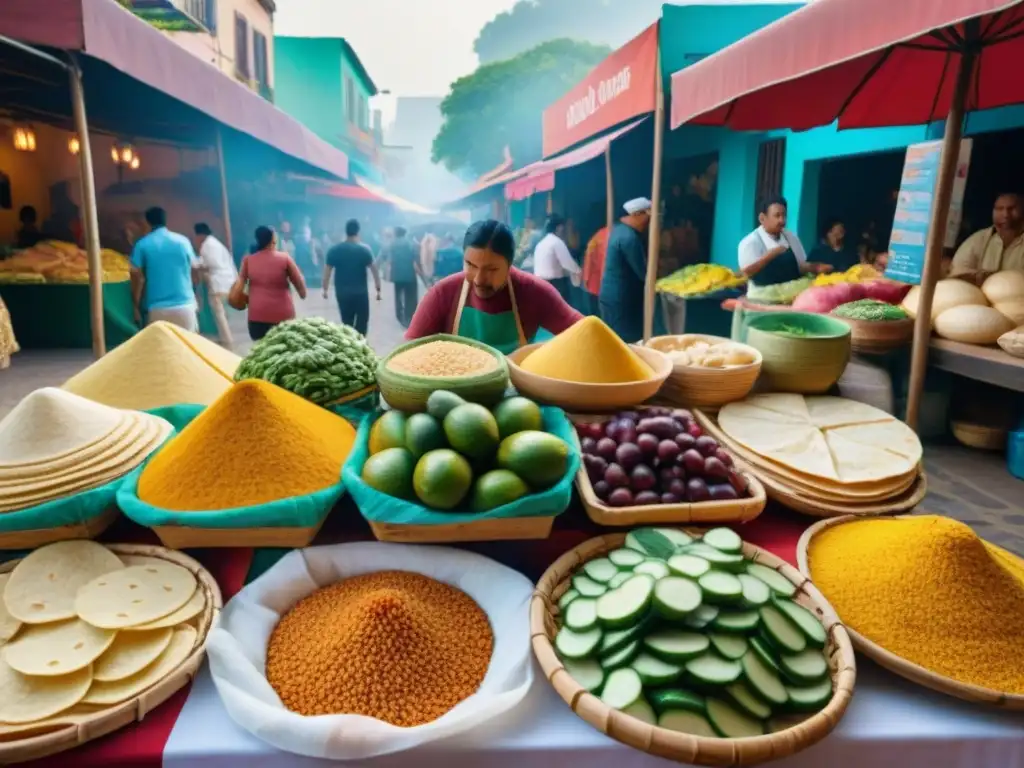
[817,150,904,261]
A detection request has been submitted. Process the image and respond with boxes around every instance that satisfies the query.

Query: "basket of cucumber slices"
[530,527,856,766]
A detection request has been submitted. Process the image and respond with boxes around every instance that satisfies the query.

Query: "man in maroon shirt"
[406,220,582,354]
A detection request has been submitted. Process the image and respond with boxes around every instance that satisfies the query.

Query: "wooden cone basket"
[531,531,856,766]
[796,516,1024,711]
[0,544,223,764]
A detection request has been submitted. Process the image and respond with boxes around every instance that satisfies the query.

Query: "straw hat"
[62,322,241,411]
[0,388,172,513]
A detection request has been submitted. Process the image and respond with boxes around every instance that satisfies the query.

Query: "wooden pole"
[605,144,614,229]
[643,47,665,342]
[215,127,233,251]
[905,46,976,430]
[547,190,554,215]
[69,60,105,358]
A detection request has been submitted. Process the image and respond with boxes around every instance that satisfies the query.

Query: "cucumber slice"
[596,575,654,628]
[741,650,788,707]
[572,574,607,598]
[658,709,717,738]
[746,562,797,598]
[600,668,643,710]
[709,632,749,661]
[601,639,641,671]
[634,560,671,580]
[583,557,619,584]
[707,697,766,738]
[725,681,772,720]
[698,549,746,573]
[760,605,807,654]
[712,609,760,634]
[780,648,829,685]
[555,625,602,659]
[682,542,722,558]
[649,688,705,715]
[773,598,827,649]
[681,603,720,630]
[653,576,703,620]
[643,630,710,662]
[600,620,648,656]
[697,571,743,604]
[608,548,645,569]
[786,676,833,712]
[562,657,605,692]
[737,573,771,608]
[685,654,742,686]
[621,697,657,725]
[608,571,632,589]
[667,554,711,579]
[631,652,684,686]
[558,588,580,610]
[564,597,598,631]
[702,527,743,554]
[624,529,676,560]
[656,528,694,550]
[750,637,783,675]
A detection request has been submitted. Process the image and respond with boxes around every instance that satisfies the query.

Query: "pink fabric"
[240,250,306,324]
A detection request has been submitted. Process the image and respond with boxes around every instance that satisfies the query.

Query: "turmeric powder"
[809,515,1024,693]
[521,316,654,384]
[266,571,492,725]
[137,380,355,510]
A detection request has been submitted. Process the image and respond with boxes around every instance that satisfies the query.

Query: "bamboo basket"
[0,506,118,551]
[796,516,1024,710]
[830,315,914,355]
[951,421,1007,451]
[506,343,672,412]
[367,515,553,543]
[643,335,762,409]
[0,543,223,764]
[532,531,857,766]
[150,521,326,549]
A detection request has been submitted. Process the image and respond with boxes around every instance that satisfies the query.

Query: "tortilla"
[93,627,173,682]
[825,431,916,483]
[75,563,197,629]
[123,587,205,631]
[828,420,924,464]
[0,415,138,480]
[804,396,897,429]
[741,393,811,421]
[2,619,116,676]
[0,576,20,645]
[83,625,196,706]
[0,658,92,724]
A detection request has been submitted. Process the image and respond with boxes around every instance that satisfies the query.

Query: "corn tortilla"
[83,625,196,706]
[0,658,92,724]
[93,627,173,682]
[75,563,197,629]
[2,619,116,676]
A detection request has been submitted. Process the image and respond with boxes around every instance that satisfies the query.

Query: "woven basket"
[376,334,509,413]
[0,543,222,763]
[643,335,762,409]
[149,522,326,549]
[506,343,672,412]
[0,506,118,551]
[951,421,1007,451]
[830,315,914,355]
[796,516,1024,710]
[368,515,553,543]
[532,531,856,766]
[744,313,851,394]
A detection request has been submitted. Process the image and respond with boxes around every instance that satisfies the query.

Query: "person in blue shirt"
[433,232,464,282]
[599,197,652,342]
[130,207,199,332]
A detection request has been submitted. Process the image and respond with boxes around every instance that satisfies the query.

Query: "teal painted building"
[274,36,383,183]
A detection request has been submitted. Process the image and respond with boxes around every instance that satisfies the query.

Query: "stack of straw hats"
[62,321,241,411]
[0,388,173,513]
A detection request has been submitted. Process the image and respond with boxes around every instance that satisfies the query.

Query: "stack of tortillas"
[699,393,925,516]
[0,388,173,513]
[0,541,206,733]
[62,321,241,410]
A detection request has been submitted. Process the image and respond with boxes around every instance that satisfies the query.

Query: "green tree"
[432,39,610,176]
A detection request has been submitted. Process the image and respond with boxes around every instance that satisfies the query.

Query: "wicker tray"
[796,516,1024,710]
[0,506,118,551]
[951,421,1007,451]
[367,515,553,543]
[643,335,762,409]
[150,520,327,549]
[532,531,856,766]
[0,543,223,763]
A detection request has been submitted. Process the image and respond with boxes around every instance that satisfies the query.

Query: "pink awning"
[669,0,1024,132]
[0,0,348,179]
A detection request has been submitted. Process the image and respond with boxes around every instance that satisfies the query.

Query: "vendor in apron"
[737,196,832,288]
[405,219,584,354]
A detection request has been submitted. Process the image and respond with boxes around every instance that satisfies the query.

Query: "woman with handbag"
[229,225,307,341]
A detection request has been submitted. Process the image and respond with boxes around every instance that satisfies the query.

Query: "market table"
[11,503,1024,767]
[927,338,1024,393]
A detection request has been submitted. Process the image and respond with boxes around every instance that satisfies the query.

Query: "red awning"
[669,0,1024,132]
[504,117,647,201]
[0,0,349,179]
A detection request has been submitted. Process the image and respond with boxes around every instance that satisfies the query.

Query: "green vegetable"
[833,298,909,321]
[234,317,378,404]
[746,275,814,304]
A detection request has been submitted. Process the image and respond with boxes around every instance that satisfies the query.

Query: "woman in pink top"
[239,226,307,340]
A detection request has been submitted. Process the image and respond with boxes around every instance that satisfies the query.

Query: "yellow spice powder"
[809,515,1024,693]
[387,340,498,377]
[521,316,654,384]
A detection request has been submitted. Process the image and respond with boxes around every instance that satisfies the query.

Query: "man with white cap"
[599,197,652,342]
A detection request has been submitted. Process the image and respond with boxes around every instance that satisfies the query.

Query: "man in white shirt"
[533,214,582,301]
[737,196,831,289]
[193,222,238,347]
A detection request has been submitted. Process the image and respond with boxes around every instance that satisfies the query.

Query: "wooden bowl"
[830,315,914,355]
[951,421,1007,451]
[506,344,672,412]
[644,335,762,409]
[0,543,222,763]
[744,313,851,394]
[797,516,1024,709]
[532,531,856,766]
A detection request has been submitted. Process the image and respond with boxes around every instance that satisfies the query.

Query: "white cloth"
[623,197,652,214]
[533,233,580,280]
[199,236,238,295]
[738,225,808,272]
